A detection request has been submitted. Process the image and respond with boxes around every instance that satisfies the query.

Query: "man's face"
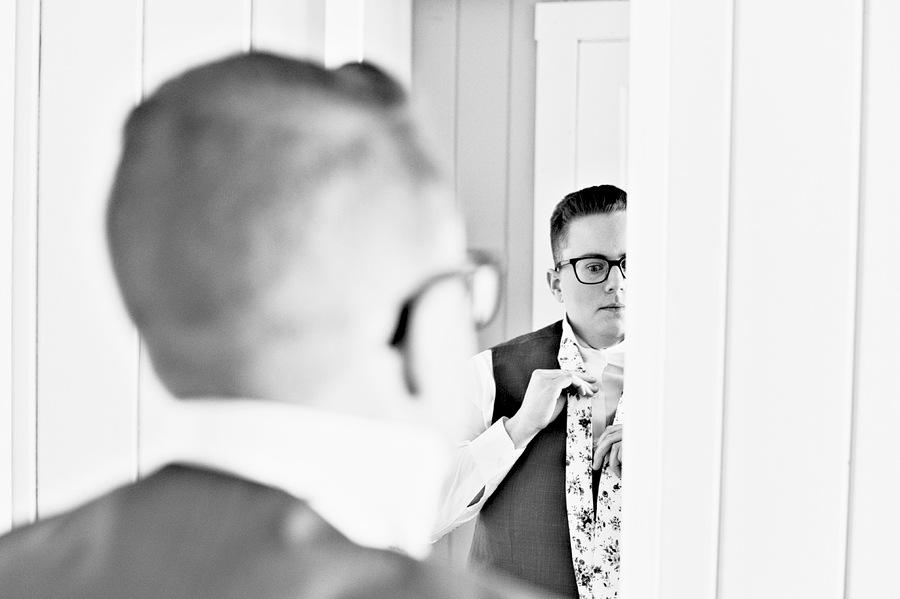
[548,211,626,348]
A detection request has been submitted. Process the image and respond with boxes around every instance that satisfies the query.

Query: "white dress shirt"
[432,318,625,541]
[139,396,449,560]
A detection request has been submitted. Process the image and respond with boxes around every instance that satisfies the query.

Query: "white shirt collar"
[141,396,447,559]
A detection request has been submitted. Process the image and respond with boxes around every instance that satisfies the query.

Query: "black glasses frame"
[555,254,626,285]
[390,250,502,348]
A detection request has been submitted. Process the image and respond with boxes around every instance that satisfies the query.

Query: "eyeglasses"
[390,250,502,347]
[555,254,626,285]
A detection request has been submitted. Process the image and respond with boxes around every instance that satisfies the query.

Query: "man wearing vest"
[434,185,627,599]
[0,54,557,599]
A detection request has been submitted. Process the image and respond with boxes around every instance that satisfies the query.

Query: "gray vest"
[469,321,579,598]
[0,465,551,599]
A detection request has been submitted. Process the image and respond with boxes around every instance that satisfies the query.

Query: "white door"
[532,0,629,331]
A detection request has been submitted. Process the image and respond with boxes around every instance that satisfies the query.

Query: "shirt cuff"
[469,418,525,482]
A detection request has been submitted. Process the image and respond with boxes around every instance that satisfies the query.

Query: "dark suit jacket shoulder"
[0,465,552,599]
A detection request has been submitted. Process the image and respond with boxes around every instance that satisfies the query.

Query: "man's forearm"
[503,415,541,449]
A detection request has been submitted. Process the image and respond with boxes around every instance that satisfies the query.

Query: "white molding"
[531,37,577,330]
[654,0,733,596]
[0,0,18,537]
[844,0,900,595]
[10,0,40,529]
[535,0,628,42]
[619,0,669,595]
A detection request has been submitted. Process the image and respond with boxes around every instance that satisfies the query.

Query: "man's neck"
[142,396,447,559]
[567,319,624,350]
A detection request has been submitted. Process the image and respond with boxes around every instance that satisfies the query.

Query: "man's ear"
[547,269,564,304]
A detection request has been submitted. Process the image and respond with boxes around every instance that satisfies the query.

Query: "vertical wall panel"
[532,38,576,330]
[252,0,327,60]
[143,0,249,94]
[411,0,463,565]
[845,0,900,596]
[618,0,669,595]
[575,40,628,189]
[0,0,17,536]
[718,1,863,596]
[504,0,544,340]
[36,0,142,517]
[457,0,511,349]
[411,0,458,190]
[622,2,737,596]
[10,0,40,529]
[657,0,732,596]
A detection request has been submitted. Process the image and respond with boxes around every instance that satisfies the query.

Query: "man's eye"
[584,262,607,273]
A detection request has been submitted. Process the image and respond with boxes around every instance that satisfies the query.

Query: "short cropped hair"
[106,52,446,344]
[549,184,626,263]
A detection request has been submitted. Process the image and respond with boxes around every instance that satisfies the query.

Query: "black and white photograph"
[0,1,896,598]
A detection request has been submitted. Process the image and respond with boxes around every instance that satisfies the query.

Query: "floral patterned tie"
[559,332,623,599]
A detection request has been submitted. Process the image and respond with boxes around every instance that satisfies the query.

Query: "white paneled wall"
[0,0,16,535]
[8,0,41,529]
[252,0,326,59]
[143,0,250,93]
[1,0,411,531]
[36,0,143,520]
[3,1,899,597]
[845,0,900,595]
[455,0,512,336]
[721,1,862,595]
[623,0,899,598]
[624,0,735,595]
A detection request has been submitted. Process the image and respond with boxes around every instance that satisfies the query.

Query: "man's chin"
[594,311,625,334]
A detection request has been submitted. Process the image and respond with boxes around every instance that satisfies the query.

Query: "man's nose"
[604,265,625,293]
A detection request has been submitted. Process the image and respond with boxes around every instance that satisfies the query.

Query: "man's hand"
[504,369,598,449]
[593,424,622,478]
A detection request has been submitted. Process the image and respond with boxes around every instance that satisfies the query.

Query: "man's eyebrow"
[571,252,626,260]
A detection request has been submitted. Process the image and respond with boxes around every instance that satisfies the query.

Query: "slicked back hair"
[549,184,626,264]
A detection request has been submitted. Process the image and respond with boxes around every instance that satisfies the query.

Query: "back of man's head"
[107,53,469,413]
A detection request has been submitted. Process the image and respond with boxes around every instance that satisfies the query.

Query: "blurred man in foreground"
[0,53,552,598]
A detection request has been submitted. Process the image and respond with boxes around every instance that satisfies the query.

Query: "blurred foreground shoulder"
[0,465,558,599]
